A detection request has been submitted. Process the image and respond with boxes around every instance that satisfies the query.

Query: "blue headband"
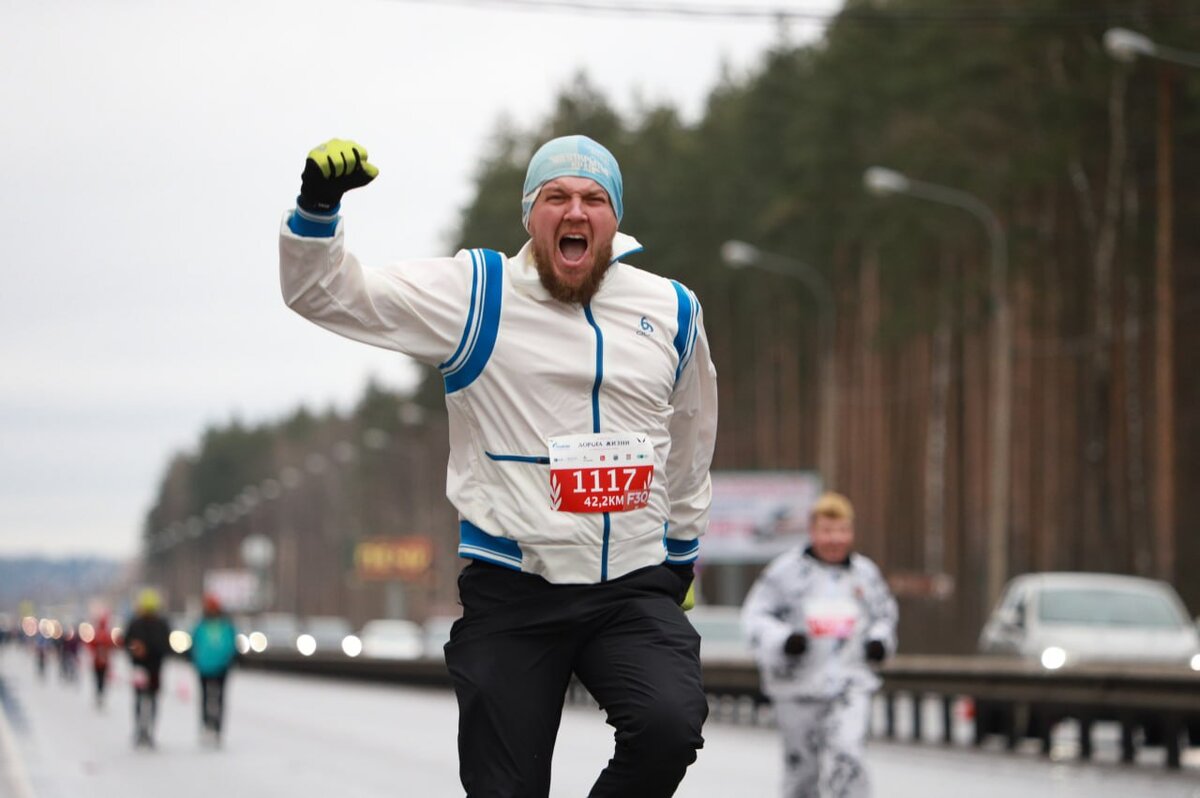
[521,135,623,230]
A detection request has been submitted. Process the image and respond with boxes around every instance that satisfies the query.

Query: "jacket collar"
[803,545,852,569]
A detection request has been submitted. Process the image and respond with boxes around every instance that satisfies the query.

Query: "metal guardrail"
[237,652,1200,770]
[879,655,1200,769]
[238,651,454,687]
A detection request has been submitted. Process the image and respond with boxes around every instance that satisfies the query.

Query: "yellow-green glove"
[298,138,379,213]
[681,581,696,612]
[665,561,696,610]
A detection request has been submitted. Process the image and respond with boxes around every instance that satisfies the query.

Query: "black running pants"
[445,561,707,798]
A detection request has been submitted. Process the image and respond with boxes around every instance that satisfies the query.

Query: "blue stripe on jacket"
[442,249,503,393]
[458,520,523,570]
[670,280,697,381]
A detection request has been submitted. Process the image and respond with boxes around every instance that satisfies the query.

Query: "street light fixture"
[1102,27,1200,584]
[863,166,911,196]
[720,240,838,486]
[719,240,759,268]
[1103,28,1155,63]
[863,166,1011,609]
[1104,27,1200,68]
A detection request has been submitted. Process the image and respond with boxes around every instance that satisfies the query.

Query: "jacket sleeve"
[279,212,476,367]
[223,620,239,659]
[122,618,138,655]
[154,619,173,657]
[861,558,899,654]
[663,298,718,560]
[740,561,794,666]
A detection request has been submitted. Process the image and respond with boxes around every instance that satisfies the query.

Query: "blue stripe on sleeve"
[444,249,503,394]
[665,537,700,563]
[670,280,695,381]
[439,250,481,372]
[287,204,339,238]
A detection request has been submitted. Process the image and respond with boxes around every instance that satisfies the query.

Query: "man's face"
[529,176,618,305]
[810,515,855,564]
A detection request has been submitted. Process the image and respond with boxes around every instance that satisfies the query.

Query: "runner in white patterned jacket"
[278,135,717,798]
[742,492,898,798]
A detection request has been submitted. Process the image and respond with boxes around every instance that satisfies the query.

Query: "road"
[1,645,1196,798]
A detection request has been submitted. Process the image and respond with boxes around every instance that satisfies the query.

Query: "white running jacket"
[742,548,898,700]
[279,216,718,584]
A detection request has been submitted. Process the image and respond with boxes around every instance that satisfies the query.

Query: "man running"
[279,134,718,797]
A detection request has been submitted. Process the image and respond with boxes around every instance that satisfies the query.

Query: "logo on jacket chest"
[636,316,655,337]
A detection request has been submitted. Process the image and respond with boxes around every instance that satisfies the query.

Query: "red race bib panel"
[803,597,861,639]
[549,432,655,513]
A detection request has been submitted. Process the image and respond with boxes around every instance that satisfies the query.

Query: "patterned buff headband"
[521,135,623,230]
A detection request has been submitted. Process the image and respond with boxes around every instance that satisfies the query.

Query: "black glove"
[783,632,808,656]
[864,639,887,663]
[298,138,379,213]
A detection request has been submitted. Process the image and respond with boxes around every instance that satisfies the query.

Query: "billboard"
[203,569,259,613]
[702,470,823,564]
[354,537,434,581]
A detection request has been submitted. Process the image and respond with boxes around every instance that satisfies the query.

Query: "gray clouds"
[0,0,832,557]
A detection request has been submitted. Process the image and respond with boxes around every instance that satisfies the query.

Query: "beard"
[532,237,614,305]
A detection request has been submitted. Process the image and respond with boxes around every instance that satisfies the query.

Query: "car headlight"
[169,630,192,654]
[296,634,317,656]
[1040,646,1067,670]
[342,635,362,657]
[1190,653,1200,672]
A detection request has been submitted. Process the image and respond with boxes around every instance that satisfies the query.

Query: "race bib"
[803,597,861,639]
[549,432,654,513]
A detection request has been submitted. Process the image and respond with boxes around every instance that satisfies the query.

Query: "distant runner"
[742,492,898,798]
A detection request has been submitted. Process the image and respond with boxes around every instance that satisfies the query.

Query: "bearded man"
[279,134,718,798]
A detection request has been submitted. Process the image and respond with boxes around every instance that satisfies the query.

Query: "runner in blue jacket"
[190,594,238,746]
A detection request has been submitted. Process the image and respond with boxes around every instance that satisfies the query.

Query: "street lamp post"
[721,240,838,487]
[864,167,1011,609]
[1103,27,1200,585]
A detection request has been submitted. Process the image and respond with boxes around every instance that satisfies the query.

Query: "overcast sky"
[0,0,836,560]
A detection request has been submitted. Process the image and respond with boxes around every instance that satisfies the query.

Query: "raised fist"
[298,138,379,213]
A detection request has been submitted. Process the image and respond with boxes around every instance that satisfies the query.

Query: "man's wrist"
[297,192,342,215]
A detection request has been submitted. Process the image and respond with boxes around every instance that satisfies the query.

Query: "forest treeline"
[143,0,1200,651]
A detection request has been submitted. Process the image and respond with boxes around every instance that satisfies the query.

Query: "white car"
[978,572,1200,670]
[298,616,354,656]
[686,605,752,662]
[247,612,301,654]
[358,619,424,660]
[422,615,459,660]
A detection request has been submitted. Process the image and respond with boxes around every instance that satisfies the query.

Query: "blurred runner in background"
[742,492,898,798]
[86,613,116,709]
[123,589,171,748]
[34,632,51,680]
[189,594,238,746]
[57,627,80,683]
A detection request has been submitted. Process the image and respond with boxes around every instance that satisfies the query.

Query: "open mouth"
[558,233,589,264]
